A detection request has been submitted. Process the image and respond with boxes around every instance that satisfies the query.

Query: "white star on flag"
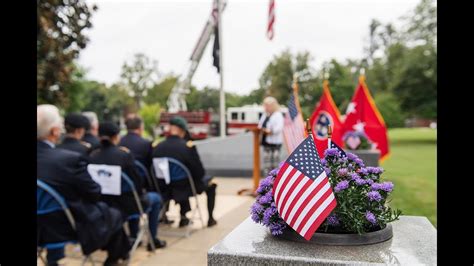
[346,102,357,114]
[353,120,365,132]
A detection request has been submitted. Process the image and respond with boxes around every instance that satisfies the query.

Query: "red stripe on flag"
[281,177,313,220]
[286,178,328,226]
[273,162,290,193]
[303,198,337,240]
[295,187,334,233]
[278,173,305,216]
[274,166,297,202]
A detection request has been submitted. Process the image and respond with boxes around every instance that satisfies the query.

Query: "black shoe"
[208,218,217,227]
[103,257,120,266]
[179,217,190,228]
[159,216,174,225]
[147,238,167,251]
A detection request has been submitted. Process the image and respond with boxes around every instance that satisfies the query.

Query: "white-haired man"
[37,105,130,265]
[258,96,284,173]
[82,111,101,152]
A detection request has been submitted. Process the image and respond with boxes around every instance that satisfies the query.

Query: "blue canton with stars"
[287,136,325,180]
[330,141,347,158]
[287,93,299,121]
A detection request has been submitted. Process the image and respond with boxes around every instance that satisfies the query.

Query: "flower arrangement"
[343,131,372,150]
[250,148,401,236]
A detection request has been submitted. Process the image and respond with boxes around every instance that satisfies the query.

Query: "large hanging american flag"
[267,0,275,40]
[283,82,306,153]
[273,135,337,240]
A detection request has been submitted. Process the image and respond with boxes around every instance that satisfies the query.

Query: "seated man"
[82,111,101,152]
[89,121,166,250]
[152,116,217,227]
[119,115,155,191]
[57,113,91,156]
[37,105,130,266]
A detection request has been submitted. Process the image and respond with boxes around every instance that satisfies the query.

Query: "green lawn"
[381,128,437,227]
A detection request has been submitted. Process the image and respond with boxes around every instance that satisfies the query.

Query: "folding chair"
[37,179,95,266]
[121,172,156,257]
[134,160,161,193]
[151,157,205,237]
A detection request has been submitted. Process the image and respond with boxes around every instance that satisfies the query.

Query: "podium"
[237,127,261,196]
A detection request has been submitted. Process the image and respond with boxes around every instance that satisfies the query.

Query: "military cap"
[170,116,188,131]
[99,121,120,137]
[65,113,90,129]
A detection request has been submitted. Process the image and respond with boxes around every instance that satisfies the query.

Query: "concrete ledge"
[208,216,436,265]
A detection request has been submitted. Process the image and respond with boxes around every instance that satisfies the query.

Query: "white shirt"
[258,111,284,145]
[42,140,55,148]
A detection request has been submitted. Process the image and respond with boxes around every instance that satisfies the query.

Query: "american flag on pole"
[329,138,347,158]
[267,0,275,40]
[273,135,337,240]
[283,84,306,153]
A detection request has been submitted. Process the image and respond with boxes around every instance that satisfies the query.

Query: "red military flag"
[342,75,389,161]
[309,80,344,158]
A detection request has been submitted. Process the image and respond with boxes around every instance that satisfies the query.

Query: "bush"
[139,103,161,138]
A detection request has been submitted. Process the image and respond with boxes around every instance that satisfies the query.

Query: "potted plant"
[250,148,401,245]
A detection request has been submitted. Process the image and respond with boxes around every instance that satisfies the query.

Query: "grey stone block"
[208,216,436,265]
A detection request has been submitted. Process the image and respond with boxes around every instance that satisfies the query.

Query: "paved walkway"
[40,177,255,265]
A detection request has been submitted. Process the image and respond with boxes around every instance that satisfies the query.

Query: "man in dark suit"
[89,122,167,250]
[37,105,130,266]
[119,115,156,192]
[152,116,217,227]
[82,111,101,152]
[57,113,91,156]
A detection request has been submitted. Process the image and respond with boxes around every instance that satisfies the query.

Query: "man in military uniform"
[82,111,101,152]
[37,105,130,266]
[57,113,91,156]
[152,116,217,227]
[89,122,167,250]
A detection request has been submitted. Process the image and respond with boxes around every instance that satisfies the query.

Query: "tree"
[37,0,97,106]
[120,53,160,109]
[144,75,178,107]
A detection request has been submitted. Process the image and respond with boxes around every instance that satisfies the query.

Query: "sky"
[78,0,419,95]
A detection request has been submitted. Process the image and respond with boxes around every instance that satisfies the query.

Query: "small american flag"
[329,138,347,158]
[283,90,306,153]
[274,135,337,240]
[267,0,275,40]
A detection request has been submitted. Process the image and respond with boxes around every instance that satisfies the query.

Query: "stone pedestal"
[208,216,436,265]
[347,149,380,166]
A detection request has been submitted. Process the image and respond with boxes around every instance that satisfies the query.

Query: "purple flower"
[258,194,273,205]
[321,158,327,166]
[379,181,394,192]
[354,158,365,167]
[366,179,374,185]
[337,168,348,177]
[335,180,349,192]
[324,167,331,175]
[347,152,358,161]
[325,148,339,157]
[256,176,273,193]
[367,191,382,202]
[366,167,384,175]
[365,211,377,225]
[350,173,360,180]
[327,214,340,226]
[370,183,381,191]
[263,206,277,224]
[250,203,264,222]
[359,168,368,176]
[269,222,286,235]
[355,178,366,186]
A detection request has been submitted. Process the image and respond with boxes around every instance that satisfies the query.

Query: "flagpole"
[327,125,332,149]
[217,0,226,138]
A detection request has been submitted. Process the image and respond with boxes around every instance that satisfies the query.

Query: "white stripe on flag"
[300,193,336,236]
[276,169,301,213]
[291,181,331,229]
[280,177,310,218]
[284,171,327,223]
[274,165,293,202]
